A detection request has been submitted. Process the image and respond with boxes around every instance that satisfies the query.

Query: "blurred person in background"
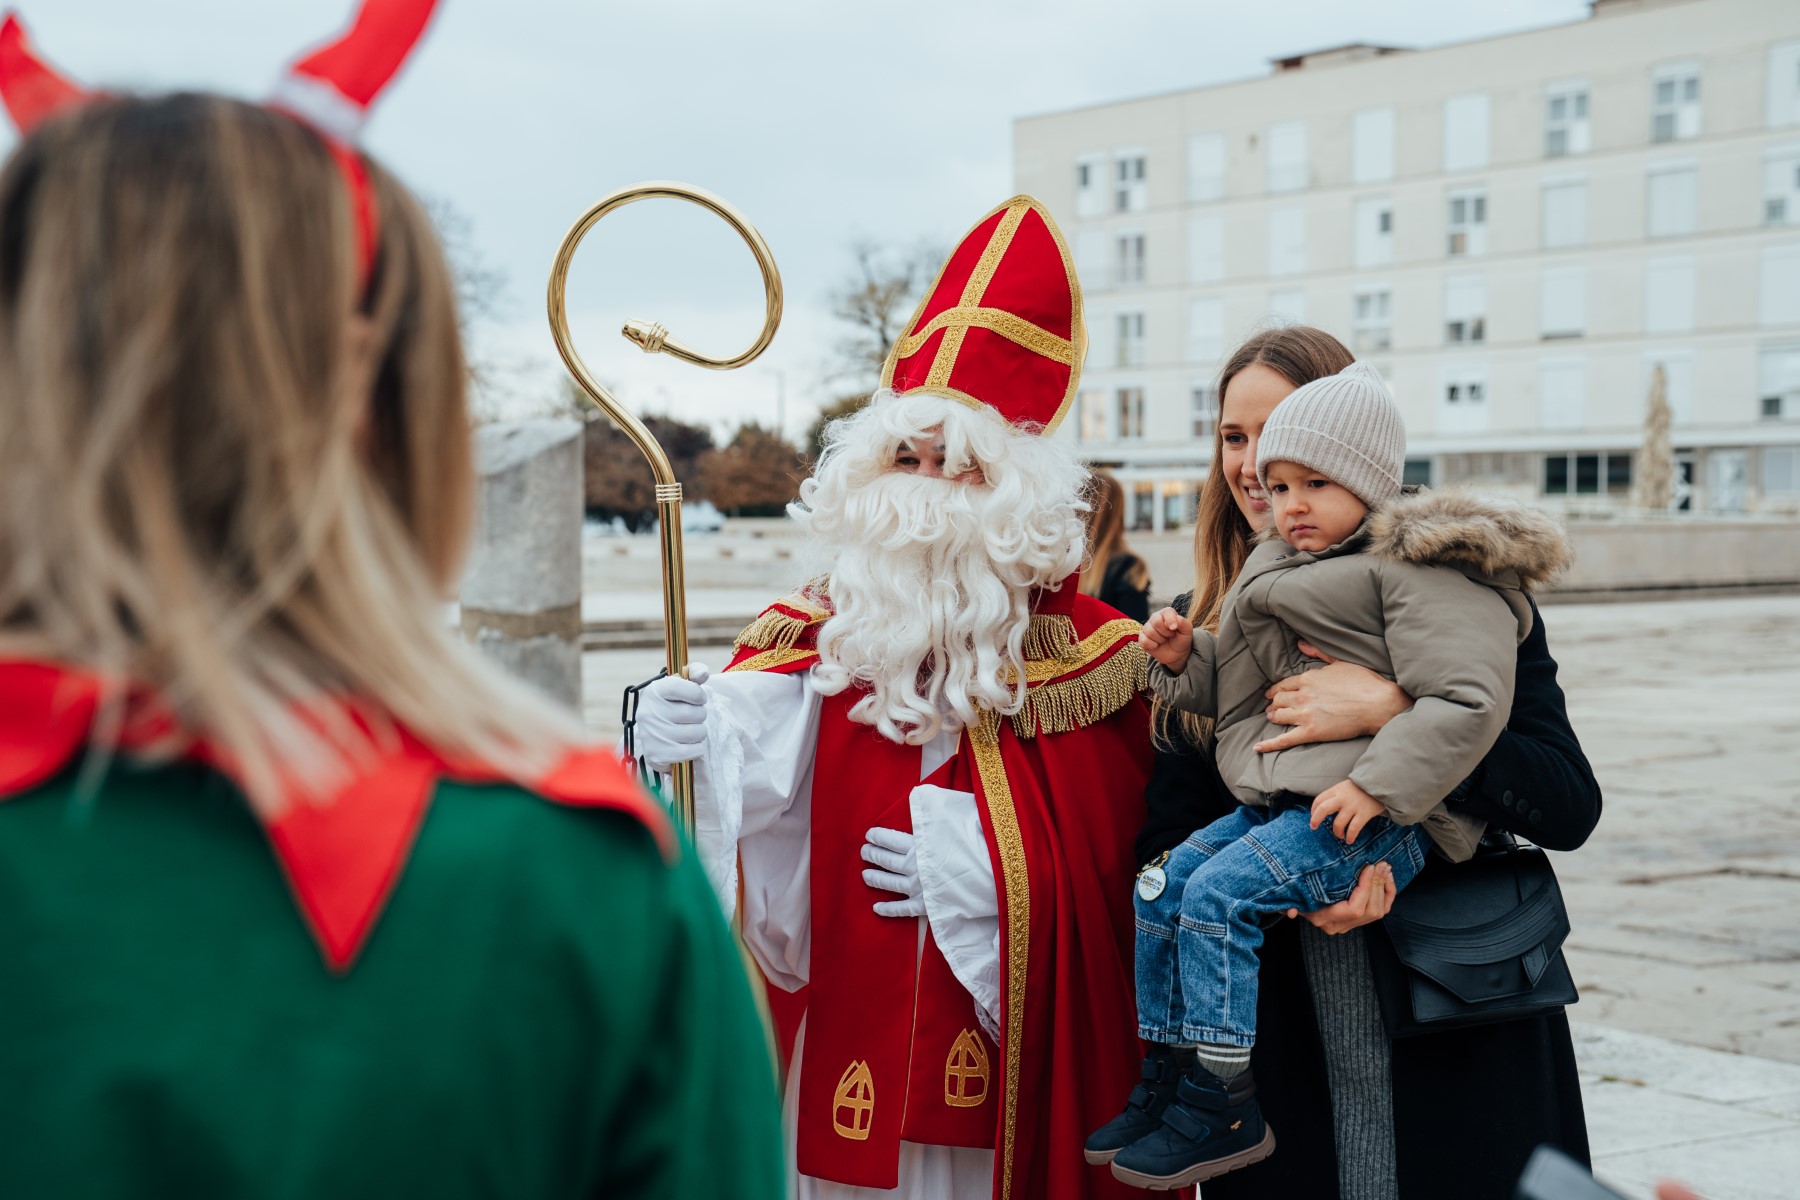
[0,7,780,1198]
[1079,471,1152,622]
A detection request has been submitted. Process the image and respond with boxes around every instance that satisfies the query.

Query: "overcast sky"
[31,0,1584,437]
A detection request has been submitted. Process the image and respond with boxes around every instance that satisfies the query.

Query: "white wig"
[791,389,1089,744]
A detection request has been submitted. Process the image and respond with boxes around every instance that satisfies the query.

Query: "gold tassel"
[1022,614,1081,663]
[733,607,810,654]
[1008,641,1149,738]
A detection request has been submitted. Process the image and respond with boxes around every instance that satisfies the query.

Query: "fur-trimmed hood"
[1367,488,1572,591]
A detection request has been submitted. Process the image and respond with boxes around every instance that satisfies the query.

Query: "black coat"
[1096,553,1151,623]
[1139,596,1602,1200]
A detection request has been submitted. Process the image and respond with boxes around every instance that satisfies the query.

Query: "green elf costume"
[0,658,782,1199]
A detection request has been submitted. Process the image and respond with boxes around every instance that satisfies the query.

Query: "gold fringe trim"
[732,582,832,654]
[1009,640,1148,739]
[1021,614,1081,664]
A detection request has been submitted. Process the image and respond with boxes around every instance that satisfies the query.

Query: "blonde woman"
[1136,327,1600,1200]
[1079,471,1152,621]
[0,69,779,1200]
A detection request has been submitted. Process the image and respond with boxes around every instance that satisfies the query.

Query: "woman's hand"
[1288,861,1396,934]
[1255,641,1412,753]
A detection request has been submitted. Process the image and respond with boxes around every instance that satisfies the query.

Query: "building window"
[1354,196,1393,268]
[1268,206,1306,277]
[1075,154,1108,220]
[1766,146,1800,226]
[1188,132,1226,203]
[1115,152,1147,213]
[1543,452,1631,496]
[1443,93,1491,173]
[1188,215,1224,283]
[1403,458,1434,487]
[1762,244,1800,326]
[1162,480,1194,530]
[1116,387,1146,440]
[1352,108,1395,184]
[1645,257,1696,335]
[1545,82,1591,157]
[1542,178,1587,248]
[1074,230,1109,291]
[1647,165,1699,238]
[1116,233,1146,285]
[1766,446,1800,495]
[1187,297,1224,364]
[1131,481,1155,530]
[1439,363,1489,433]
[1077,388,1108,442]
[1541,265,1586,339]
[1444,274,1486,345]
[1444,377,1486,405]
[1191,383,1218,439]
[1116,312,1146,367]
[1267,120,1308,193]
[1353,287,1392,354]
[1651,61,1702,143]
[1538,358,1586,432]
[1447,189,1488,257]
[1269,289,1306,325]
[1762,345,1800,420]
[1770,41,1800,128]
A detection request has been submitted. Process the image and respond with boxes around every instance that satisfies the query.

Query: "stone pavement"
[1538,596,1800,1067]
[581,591,1800,1198]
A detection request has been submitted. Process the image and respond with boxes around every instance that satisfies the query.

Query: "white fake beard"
[808,472,1078,745]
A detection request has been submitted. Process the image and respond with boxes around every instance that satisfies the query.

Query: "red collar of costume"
[0,659,672,973]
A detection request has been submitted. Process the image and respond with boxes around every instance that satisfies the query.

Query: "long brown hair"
[0,94,581,812]
[1079,471,1147,597]
[1162,325,1354,745]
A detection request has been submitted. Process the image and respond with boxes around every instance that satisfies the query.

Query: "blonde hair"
[1078,471,1147,598]
[0,93,581,813]
[1161,325,1354,746]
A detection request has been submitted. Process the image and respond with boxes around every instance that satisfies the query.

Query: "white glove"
[861,826,924,918]
[632,663,712,773]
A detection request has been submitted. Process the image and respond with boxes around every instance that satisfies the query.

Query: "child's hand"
[1138,607,1194,673]
[1310,780,1389,845]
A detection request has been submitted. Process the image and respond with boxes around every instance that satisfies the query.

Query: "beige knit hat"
[1256,362,1406,510]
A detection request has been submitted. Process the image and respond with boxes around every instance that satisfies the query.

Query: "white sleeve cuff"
[910,783,1002,1035]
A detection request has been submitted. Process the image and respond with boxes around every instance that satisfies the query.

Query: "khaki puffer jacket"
[1149,489,1573,862]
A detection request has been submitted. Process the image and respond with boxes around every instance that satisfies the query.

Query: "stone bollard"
[460,418,583,709]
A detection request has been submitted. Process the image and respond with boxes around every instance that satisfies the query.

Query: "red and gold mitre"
[879,195,1085,436]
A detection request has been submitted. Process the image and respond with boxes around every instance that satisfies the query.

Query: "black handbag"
[1365,836,1578,1038]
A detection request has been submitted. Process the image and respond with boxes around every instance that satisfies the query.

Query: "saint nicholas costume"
[692,197,1156,1200]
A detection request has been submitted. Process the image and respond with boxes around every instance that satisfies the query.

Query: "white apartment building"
[1014,0,1800,530]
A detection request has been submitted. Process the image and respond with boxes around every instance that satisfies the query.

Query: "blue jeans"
[1134,804,1428,1046]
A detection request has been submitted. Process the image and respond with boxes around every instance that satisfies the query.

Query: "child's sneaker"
[1108,1064,1275,1189]
[1082,1044,1195,1165]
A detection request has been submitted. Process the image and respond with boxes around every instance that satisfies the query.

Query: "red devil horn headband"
[0,13,87,130]
[0,0,440,283]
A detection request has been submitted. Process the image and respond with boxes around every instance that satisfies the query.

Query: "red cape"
[0,659,670,972]
[727,580,1154,1200]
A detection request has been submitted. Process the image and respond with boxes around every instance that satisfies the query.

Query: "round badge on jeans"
[1136,865,1167,902]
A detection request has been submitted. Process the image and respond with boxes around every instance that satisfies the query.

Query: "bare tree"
[828,239,939,386]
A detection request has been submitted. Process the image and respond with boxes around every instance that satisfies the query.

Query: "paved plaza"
[583,590,1800,1198]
